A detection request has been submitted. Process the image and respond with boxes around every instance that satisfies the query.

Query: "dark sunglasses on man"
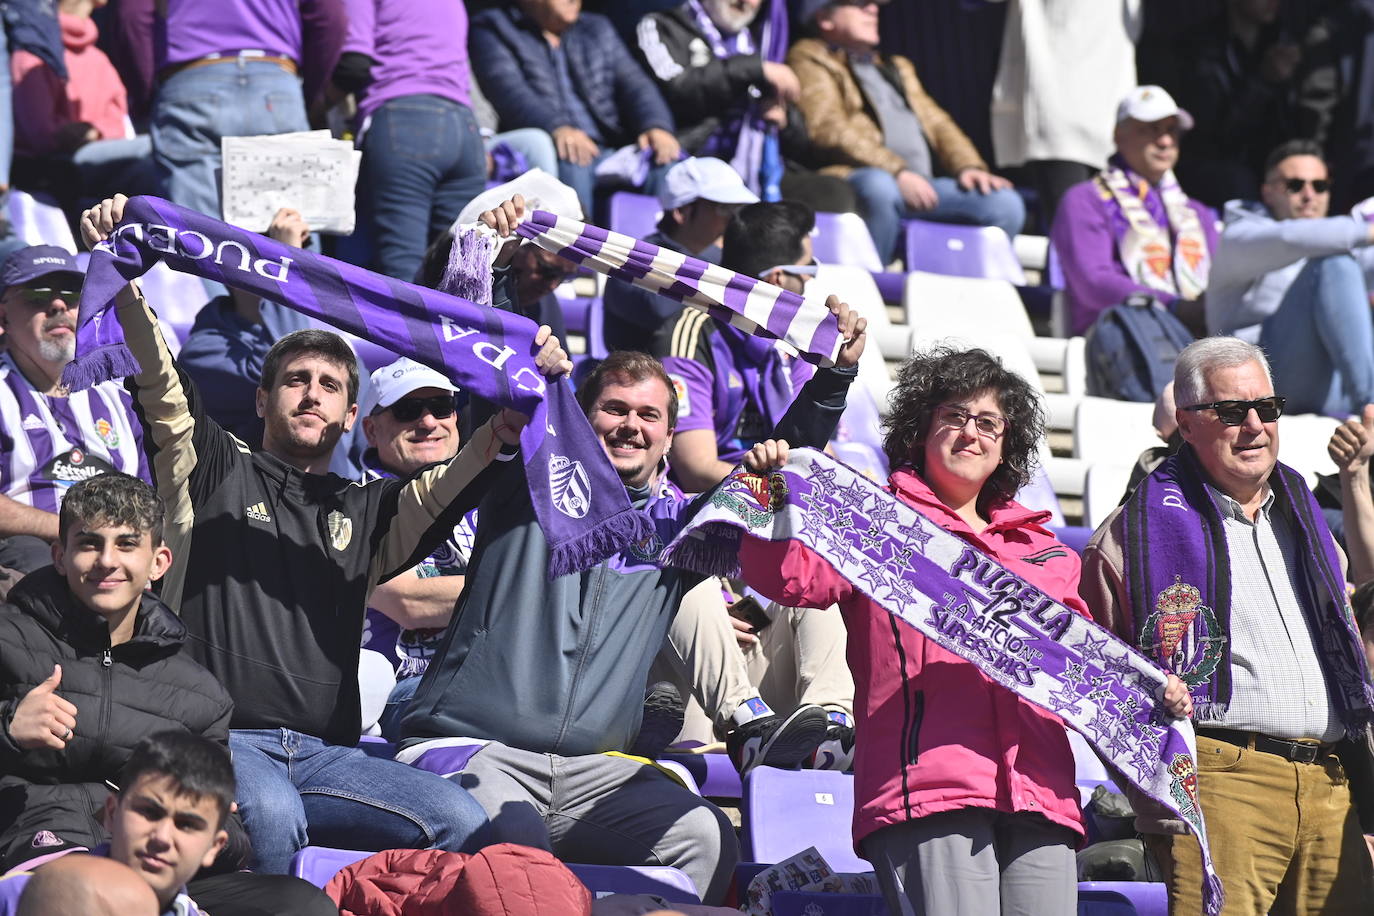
[385,395,456,422]
[1279,178,1330,194]
[1180,396,1285,426]
[17,286,81,308]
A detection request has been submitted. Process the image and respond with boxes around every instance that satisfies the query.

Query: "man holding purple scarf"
[1081,337,1374,914]
[1051,86,1219,337]
[0,245,147,575]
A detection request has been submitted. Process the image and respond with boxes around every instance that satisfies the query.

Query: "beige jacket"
[787,38,986,179]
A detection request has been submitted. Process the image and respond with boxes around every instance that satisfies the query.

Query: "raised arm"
[1329,406,1374,587]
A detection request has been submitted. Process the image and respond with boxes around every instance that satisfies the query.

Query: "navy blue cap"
[0,245,83,291]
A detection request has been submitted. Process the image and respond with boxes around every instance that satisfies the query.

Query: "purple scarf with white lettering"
[664,448,1227,914]
[1126,446,1374,729]
[61,196,651,578]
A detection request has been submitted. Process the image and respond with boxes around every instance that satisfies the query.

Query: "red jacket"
[326,844,592,916]
[740,467,1090,849]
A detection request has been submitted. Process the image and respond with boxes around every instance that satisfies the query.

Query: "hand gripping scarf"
[1125,446,1374,728]
[60,196,652,578]
[663,449,1226,914]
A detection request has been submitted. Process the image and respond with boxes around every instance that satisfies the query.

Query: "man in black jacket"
[0,473,334,915]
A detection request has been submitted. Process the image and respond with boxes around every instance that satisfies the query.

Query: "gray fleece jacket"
[1206,199,1374,343]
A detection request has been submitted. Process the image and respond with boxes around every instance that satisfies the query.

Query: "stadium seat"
[902,271,1032,340]
[659,751,742,799]
[356,735,396,759]
[1073,398,1158,465]
[1083,463,1134,530]
[813,211,884,273]
[903,221,1025,285]
[1046,242,1071,338]
[566,863,700,903]
[289,846,701,902]
[606,191,661,240]
[1277,412,1339,488]
[8,189,76,252]
[771,892,888,915]
[1051,525,1093,556]
[1077,880,1167,916]
[742,766,871,873]
[811,264,901,413]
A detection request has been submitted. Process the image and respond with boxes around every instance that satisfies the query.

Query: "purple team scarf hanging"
[663,449,1226,914]
[510,210,842,366]
[61,196,651,578]
[1125,447,1374,728]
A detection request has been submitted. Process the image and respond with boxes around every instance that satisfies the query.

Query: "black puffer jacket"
[0,567,233,869]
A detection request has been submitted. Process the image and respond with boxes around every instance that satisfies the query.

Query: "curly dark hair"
[882,347,1044,507]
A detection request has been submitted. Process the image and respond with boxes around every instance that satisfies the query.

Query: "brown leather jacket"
[787,38,986,179]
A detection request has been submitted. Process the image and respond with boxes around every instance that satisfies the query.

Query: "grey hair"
[1173,337,1273,407]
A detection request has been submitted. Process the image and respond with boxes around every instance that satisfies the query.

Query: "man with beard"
[0,246,148,576]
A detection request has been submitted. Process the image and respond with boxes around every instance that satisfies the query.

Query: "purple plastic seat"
[1077,881,1167,916]
[659,751,741,799]
[291,846,370,887]
[607,191,661,241]
[356,735,396,759]
[812,211,884,272]
[566,863,700,903]
[742,766,870,873]
[902,220,1025,284]
[770,892,888,915]
[1050,525,1094,556]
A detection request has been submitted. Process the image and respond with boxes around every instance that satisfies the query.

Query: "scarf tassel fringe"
[547,508,656,580]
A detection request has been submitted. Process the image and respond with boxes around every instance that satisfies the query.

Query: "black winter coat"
[0,567,232,869]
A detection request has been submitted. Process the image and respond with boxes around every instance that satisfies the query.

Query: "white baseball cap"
[361,357,458,417]
[657,157,760,211]
[1116,86,1194,130]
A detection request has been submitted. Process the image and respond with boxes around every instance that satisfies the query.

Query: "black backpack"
[1084,295,1195,402]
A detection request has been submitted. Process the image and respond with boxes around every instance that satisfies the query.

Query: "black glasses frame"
[386,395,456,422]
[1281,178,1330,194]
[1180,396,1286,426]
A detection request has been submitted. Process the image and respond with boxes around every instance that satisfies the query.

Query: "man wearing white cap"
[1051,85,1219,336]
[603,157,757,353]
[355,358,472,740]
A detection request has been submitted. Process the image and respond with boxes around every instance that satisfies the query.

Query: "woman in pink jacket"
[740,347,1087,916]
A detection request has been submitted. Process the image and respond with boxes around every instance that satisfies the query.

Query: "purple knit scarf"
[61,196,651,578]
[1125,446,1374,729]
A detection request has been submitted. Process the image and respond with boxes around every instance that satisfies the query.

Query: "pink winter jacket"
[740,467,1089,850]
[11,14,130,156]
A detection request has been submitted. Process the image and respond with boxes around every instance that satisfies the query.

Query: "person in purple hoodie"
[110,0,346,221]
[1050,86,1219,337]
[335,0,486,283]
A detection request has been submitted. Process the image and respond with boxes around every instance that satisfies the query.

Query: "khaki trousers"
[1144,735,1374,915]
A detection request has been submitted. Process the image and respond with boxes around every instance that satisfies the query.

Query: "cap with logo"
[1,245,83,292]
[1115,85,1195,131]
[361,357,459,417]
[657,157,760,212]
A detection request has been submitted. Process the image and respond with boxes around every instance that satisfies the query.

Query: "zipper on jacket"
[98,649,112,758]
[906,690,924,766]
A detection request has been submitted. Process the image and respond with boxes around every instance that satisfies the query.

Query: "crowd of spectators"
[0,1,1372,915]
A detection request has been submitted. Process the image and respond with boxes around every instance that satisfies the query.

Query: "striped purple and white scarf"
[61,196,651,577]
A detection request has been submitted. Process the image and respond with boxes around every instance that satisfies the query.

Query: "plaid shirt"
[1206,486,1344,742]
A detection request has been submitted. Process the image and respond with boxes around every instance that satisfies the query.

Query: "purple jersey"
[0,352,149,515]
[342,0,471,124]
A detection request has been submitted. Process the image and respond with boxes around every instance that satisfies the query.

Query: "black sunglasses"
[385,395,455,422]
[1280,178,1330,194]
[1181,396,1285,426]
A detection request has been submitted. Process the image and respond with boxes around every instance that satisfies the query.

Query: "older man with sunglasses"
[1208,139,1374,416]
[1081,336,1374,915]
[0,245,148,576]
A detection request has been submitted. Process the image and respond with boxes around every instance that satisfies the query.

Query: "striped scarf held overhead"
[503,210,843,366]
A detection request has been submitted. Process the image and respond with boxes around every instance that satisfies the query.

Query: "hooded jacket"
[740,468,1089,849]
[0,567,233,870]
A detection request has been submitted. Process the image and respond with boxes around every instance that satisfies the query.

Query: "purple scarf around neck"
[1124,445,1374,730]
[61,196,651,578]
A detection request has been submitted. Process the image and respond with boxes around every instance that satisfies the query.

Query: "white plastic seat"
[1277,412,1340,488]
[902,270,1033,340]
[1073,397,1160,464]
[811,264,898,414]
[1083,462,1135,530]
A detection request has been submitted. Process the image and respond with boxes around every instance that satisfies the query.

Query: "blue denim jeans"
[361,95,486,282]
[229,728,490,874]
[559,148,670,221]
[490,127,559,177]
[847,167,1027,263]
[151,60,310,219]
[0,24,11,189]
[1261,254,1374,416]
[378,674,422,743]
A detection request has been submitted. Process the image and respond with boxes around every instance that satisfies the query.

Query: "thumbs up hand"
[1328,405,1374,476]
[8,665,78,751]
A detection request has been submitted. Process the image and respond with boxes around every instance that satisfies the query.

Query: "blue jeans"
[229,728,490,874]
[847,167,1027,263]
[0,24,11,189]
[1261,254,1374,416]
[559,148,670,220]
[361,95,486,282]
[151,60,310,219]
[378,674,422,742]
[490,127,559,177]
